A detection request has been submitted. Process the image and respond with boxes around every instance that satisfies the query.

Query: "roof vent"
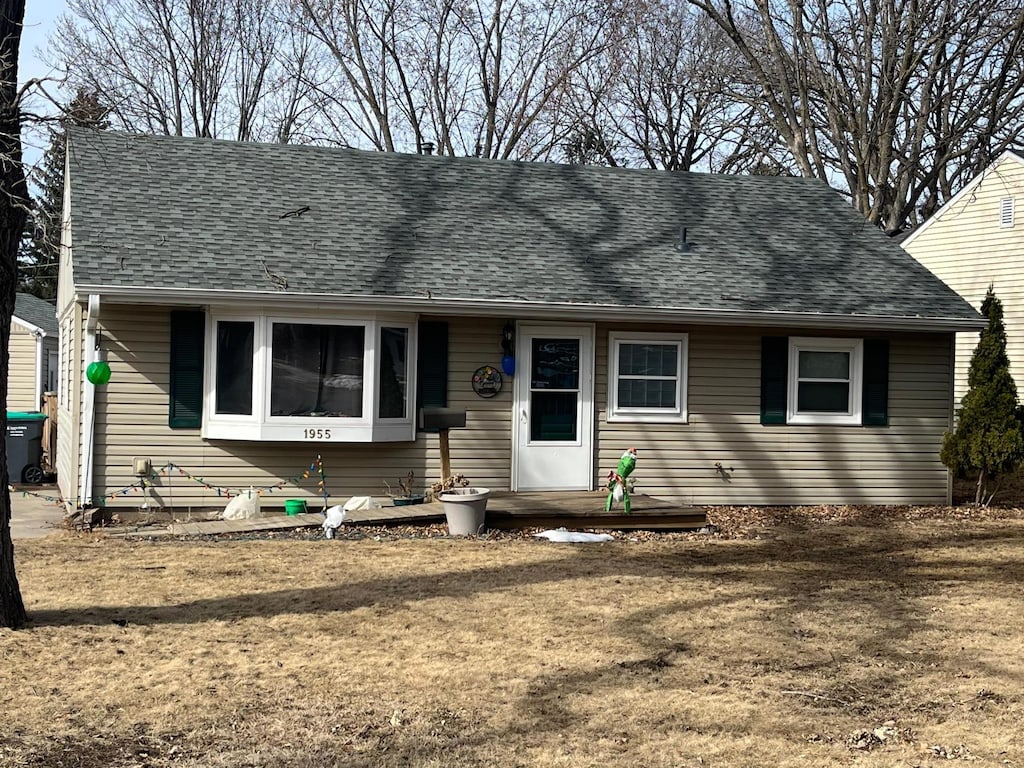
[1001,197,1015,228]
[676,226,691,252]
[419,141,435,155]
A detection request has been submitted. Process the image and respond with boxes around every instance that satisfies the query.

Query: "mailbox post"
[419,408,468,483]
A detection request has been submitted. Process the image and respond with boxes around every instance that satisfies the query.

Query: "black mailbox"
[419,407,467,431]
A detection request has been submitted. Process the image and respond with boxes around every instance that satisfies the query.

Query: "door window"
[530,338,580,442]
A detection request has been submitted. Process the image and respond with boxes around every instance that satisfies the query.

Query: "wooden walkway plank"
[162,493,704,536]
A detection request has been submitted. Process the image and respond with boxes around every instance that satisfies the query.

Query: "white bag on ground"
[222,487,261,520]
[322,505,348,539]
[534,528,614,543]
[342,495,380,513]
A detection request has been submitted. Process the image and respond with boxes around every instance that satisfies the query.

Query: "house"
[901,150,1024,404]
[56,128,983,513]
[9,293,58,412]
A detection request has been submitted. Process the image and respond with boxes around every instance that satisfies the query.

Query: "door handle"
[521,409,528,422]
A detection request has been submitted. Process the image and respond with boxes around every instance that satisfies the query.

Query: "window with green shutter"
[169,311,206,429]
[760,335,888,427]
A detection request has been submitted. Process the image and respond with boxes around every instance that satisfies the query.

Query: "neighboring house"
[9,293,58,412]
[902,150,1024,404]
[57,128,983,512]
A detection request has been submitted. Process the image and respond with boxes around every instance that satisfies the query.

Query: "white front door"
[513,324,594,491]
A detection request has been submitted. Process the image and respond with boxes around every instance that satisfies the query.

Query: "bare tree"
[567,0,762,172]
[51,0,322,142]
[687,0,1024,232]
[20,90,108,301]
[296,0,619,158]
[1,0,28,630]
[295,0,420,151]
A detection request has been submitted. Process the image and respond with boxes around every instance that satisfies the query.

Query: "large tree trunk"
[0,0,28,630]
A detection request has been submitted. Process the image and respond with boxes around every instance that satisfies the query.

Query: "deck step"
[487,511,708,531]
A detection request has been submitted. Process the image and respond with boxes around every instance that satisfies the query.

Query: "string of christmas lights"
[10,455,331,507]
[8,485,65,507]
[155,460,324,498]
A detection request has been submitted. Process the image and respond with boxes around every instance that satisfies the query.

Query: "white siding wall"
[56,305,82,507]
[594,324,952,506]
[7,323,38,411]
[86,304,951,510]
[903,153,1024,404]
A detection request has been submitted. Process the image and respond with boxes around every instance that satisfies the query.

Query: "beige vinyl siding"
[7,322,38,411]
[85,304,950,510]
[56,304,83,507]
[594,324,952,506]
[903,153,1024,404]
[90,306,510,510]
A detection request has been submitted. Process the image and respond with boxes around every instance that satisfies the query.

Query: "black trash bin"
[5,411,47,484]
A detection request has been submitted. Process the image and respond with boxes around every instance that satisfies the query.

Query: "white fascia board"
[73,284,986,333]
[901,150,1024,250]
[12,316,47,336]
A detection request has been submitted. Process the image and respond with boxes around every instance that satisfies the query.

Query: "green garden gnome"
[605,447,638,513]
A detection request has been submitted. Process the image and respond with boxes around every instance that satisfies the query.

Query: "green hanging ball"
[86,360,112,385]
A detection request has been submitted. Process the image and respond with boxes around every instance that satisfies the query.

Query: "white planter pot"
[438,487,490,535]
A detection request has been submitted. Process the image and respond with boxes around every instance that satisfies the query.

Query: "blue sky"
[20,0,70,169]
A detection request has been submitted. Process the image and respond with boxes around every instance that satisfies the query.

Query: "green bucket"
[284,499,307,516]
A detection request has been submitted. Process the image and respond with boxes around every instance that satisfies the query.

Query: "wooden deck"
[164,502,441,536]
[487,492,706,530]
[161,492,705,536]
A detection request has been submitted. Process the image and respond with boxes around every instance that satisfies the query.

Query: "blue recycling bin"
[5,411,48,484]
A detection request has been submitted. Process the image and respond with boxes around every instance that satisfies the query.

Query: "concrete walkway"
[8,485,66,539]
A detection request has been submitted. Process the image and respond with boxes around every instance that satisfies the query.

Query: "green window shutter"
[169,311,205,429]
[760,336,788,425]
[862,338,889,426]
[417,321,448,415]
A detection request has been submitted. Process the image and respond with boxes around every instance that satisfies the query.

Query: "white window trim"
[204,311,416,442]
[787,337,863,426]
[607,331,688,423]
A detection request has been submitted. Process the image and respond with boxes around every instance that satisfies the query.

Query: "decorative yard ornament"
[605,447,638,514]
[86,360,111,385]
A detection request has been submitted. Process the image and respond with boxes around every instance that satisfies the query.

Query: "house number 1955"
[303,428,332,440]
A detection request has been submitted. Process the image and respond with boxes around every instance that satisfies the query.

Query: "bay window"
[204,313,416,441]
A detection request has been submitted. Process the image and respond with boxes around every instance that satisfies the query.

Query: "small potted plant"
[385,471,426,506]
[430,473,490,535]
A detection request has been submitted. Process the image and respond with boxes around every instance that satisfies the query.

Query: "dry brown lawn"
[2,514,1024,767]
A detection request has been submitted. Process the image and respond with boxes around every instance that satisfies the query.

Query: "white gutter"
[79,294,101,506]
[73,285,987,333]
[12,316,46,336]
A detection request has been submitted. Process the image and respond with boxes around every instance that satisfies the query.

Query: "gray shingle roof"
[66,128,980,327]
[13,293,57,335]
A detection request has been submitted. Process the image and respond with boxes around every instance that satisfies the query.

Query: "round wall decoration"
[472,365,502,398]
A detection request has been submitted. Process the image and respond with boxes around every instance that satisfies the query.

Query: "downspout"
[946,332,956,506]
[79,294,101,506]
[33,331,44,410]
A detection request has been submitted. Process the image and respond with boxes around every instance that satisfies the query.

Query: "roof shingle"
[14,293,57,336]
[66,128,980,327]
